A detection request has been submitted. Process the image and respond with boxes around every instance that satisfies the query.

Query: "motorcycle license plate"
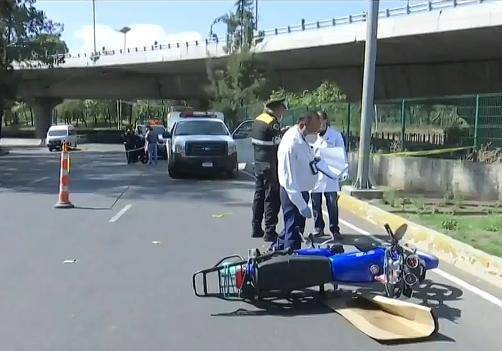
[202,161,213,168]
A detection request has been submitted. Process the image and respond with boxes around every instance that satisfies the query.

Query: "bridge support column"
[33,98,62,144]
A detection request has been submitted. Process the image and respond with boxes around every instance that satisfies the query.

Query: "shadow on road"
[0,151,254,205]
[379,332,455,345]
[412,279,463,323]
[211,291,333,317]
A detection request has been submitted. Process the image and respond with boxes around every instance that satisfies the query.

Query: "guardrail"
[16,0,491,69]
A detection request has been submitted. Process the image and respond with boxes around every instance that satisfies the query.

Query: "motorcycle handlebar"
[254,247,293,262]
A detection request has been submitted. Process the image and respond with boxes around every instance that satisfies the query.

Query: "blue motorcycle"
[192,223,439,300]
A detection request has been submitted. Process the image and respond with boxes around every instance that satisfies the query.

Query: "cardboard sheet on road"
[323,292,438,341]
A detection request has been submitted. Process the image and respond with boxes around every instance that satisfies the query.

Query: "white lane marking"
[28,176,50,185]
[109,204,132,223]
[433,268,502,309]
[333,210,502,309]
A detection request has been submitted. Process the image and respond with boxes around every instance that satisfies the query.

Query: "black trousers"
[252,162,280,237]
[311,192,340,234]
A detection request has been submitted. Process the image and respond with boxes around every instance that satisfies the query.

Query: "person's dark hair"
[297,111,319,124]
[267,101,285,110]
[317,111,328,120]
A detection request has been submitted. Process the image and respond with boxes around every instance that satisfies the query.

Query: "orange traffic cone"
[54,142,74,208]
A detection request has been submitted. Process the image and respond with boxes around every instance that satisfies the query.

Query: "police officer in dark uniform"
[251,97,287,242]
[123,128,136,164]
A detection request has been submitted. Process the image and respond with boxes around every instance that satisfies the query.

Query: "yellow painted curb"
[338,193,502,290]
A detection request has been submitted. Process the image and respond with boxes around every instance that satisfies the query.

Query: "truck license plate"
[202,161,213,168]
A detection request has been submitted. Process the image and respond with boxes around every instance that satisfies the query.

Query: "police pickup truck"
[166,112,238,178]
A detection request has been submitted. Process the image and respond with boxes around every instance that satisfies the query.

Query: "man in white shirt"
[273,112,321,251]
[311,111,347,241]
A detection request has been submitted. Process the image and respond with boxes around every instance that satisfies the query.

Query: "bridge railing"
[16,0,492,69]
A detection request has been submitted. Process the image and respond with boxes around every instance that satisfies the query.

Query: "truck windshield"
[48,130,67,137]
[174,121,228,136]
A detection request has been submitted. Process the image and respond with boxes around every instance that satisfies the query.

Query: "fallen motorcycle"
[192,223,439,300]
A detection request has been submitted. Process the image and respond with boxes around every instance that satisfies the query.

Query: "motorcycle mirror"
[394,223,408,242]
[384,223,394,237]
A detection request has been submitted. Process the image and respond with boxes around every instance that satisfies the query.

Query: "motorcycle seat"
[354,243,378,252]
[256,255,333,292]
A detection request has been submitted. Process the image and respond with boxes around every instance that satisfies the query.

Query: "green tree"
[207,1,268,128]
[206,50,268,127]
[209,0,256,53]
[270,81,349,127]
[0,0,67,136]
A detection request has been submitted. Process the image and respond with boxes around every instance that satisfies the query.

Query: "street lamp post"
[92,0,97,55]
[354,0,380,190]
[118,26,131,51]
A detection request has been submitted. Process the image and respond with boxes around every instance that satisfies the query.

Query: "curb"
[338,192,502,290]
[238,162,255,175]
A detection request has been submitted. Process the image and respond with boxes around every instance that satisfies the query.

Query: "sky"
[36,0,413,54]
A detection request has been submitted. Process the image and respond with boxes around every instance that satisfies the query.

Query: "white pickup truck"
[166,116,238,179]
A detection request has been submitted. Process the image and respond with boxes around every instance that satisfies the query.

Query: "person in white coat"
[273,112,321,251]
[311,111,347,240]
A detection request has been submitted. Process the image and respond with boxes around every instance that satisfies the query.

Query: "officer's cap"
[265,97,287,110]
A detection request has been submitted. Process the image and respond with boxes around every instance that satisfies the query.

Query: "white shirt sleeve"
[334,131,345,148]
[330,128,347,162]
[280,142,309,211]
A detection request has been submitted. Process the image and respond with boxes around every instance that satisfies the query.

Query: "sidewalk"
[0,138,43,147]
[0,139,124,153]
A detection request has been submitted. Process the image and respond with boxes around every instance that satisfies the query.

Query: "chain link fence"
[237,92,502,153]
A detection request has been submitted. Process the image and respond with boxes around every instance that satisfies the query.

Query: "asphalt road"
[1,147,501,351]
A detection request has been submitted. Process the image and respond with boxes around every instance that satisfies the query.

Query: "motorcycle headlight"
[405,254,419,269]
[227,142,237,154]
[404,273,418,286]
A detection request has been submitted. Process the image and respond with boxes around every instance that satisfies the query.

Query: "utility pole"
[240,0,245,49]
[354,0,379,190]
[255,0,258,31]
[92,0,97,55]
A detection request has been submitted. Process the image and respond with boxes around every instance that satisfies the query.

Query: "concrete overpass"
[12,0,502,136]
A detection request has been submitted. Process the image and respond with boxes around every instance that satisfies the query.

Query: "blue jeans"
[148,143,158,166]
[311,192,339,234]
[273,187,309,251]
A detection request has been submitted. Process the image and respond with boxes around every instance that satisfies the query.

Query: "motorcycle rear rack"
[192,255,249,299]
[192,249,294,299]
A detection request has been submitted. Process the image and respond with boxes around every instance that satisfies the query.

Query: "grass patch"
[403,213,502,257]
[372,196,502,257]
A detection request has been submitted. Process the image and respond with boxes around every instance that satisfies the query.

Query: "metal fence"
[239,92,502,153]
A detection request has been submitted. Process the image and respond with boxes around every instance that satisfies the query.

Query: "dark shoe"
[263,232,278,242]
[252,229,264,238]
[331,231,343,241]
[312,231,324,238]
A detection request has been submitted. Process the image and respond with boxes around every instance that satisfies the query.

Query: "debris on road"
[63,259,78,264]
[212,213,232,219]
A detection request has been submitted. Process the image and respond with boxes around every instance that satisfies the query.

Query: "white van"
[46,124,78,151]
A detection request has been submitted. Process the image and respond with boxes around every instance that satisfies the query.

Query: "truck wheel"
[226,163,238,179]
[168,162,179,178]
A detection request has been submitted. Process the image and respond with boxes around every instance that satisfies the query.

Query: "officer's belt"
[252,138,279,146]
